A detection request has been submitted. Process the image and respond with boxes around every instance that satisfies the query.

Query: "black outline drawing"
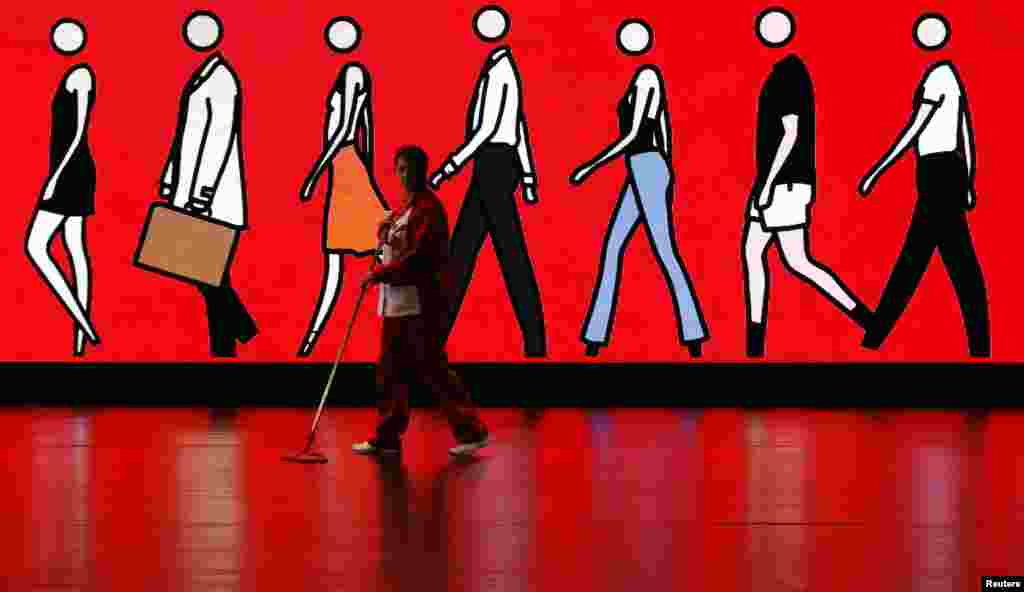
[755,7,796,49]
[473,5,511,42]
[429,5,547,358]
[913,13,951,51]
[859,14,990,357]
[572,19,709,359]
[182,10,223,53]
[140,13,256,358]
[26,18,101,357]
[742,8,872,358]
[297,17,389,358]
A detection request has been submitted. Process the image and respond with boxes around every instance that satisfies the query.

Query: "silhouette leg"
[862,204,937,349]
[26,210,98,343]
[581,179,641,349]
[936,210,990,357]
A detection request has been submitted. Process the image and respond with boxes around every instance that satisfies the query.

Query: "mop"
[282,281,371,463]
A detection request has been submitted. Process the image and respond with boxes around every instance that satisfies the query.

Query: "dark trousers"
[375,315,487,446]
[864,152,990,356]
[445,145,546,357]
[196,271,256,357]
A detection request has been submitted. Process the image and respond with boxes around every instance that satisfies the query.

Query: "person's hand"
[570,165,591,186]
[756,184,773,209]
[858,171,878,197]
[187,191,212,214]
[41,178,56,201]
[523,186,539,205]
[430,161,457,189]
[300,176,315,202]
[966,187,977,211]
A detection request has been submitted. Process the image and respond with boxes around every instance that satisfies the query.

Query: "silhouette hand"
[757,184,773,209]
[858,173,877,197]
[570,166,590,186]
[429,170,445,190]
[300,177,315,202]
[41,179,56,201]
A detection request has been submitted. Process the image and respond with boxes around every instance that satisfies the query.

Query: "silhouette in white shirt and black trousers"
[859,14,989,357]
[161,12,257,357]
[430,6,546,358]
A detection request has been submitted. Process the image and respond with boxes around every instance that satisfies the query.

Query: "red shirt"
[372,191,450,322]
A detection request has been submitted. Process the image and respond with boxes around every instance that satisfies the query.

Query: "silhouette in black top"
[40,67,96,217]
[754,54,814,192]
[618,93,658,157]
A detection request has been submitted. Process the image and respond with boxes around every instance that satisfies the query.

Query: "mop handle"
[307,281,370,437]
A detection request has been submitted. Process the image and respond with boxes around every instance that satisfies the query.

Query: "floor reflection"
[0,407,1020,591]
[31,409,93,589]
[176,408,243,590]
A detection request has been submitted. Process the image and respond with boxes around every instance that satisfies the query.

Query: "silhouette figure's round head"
[617,19,653,56]
[326,17,361,53]
[474,5,509,42]
[184,11,223,52]
[51,18,86,56]
[914,14,950,51]
[755,7,795,48]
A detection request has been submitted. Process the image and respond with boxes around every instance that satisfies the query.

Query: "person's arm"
[302,71,366,200]
[43,68,93,201]
[160,134,177,198]
[754,114,799,207]
[570,71,656,184]
[517,115,539,203]
[360,84,374,176]
[860,71,945,196]
[432,71,508,187]
[657,104,672,159]
[371,206,437,286]
[188,69,240,213]
[961,102,977,209]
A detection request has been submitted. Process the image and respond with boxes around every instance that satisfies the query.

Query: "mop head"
[281,450,328,464]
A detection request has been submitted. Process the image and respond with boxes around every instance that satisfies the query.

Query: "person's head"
[184,11,223,52]
[51,18,86,57]
[394,145,429,196]
[473,5,509,43]
[755,7,795,49]
[325,16,361,53]
[617,19,653,57]
[914,13,950,52]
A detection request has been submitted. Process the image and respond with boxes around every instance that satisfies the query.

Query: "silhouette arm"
[860,100,939,195]
[303,79,365,197]
[571,76,654,183]
[191,70,239,210]
[448,75,507,171]
[755,114,798,207]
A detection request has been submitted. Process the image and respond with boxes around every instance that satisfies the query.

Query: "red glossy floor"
[1,407,1020,591]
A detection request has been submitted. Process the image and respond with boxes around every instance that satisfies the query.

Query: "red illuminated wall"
[2,1,1017,363]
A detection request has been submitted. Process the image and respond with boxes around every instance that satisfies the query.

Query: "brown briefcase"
[134,203,240,287]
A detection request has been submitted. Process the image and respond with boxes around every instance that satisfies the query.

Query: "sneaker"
[352,439,401,455]
[448,436,490,456]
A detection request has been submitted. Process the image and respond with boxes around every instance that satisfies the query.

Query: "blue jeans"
[581,152,708,345]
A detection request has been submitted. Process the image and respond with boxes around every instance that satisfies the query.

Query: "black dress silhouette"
[39,66,96,217]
